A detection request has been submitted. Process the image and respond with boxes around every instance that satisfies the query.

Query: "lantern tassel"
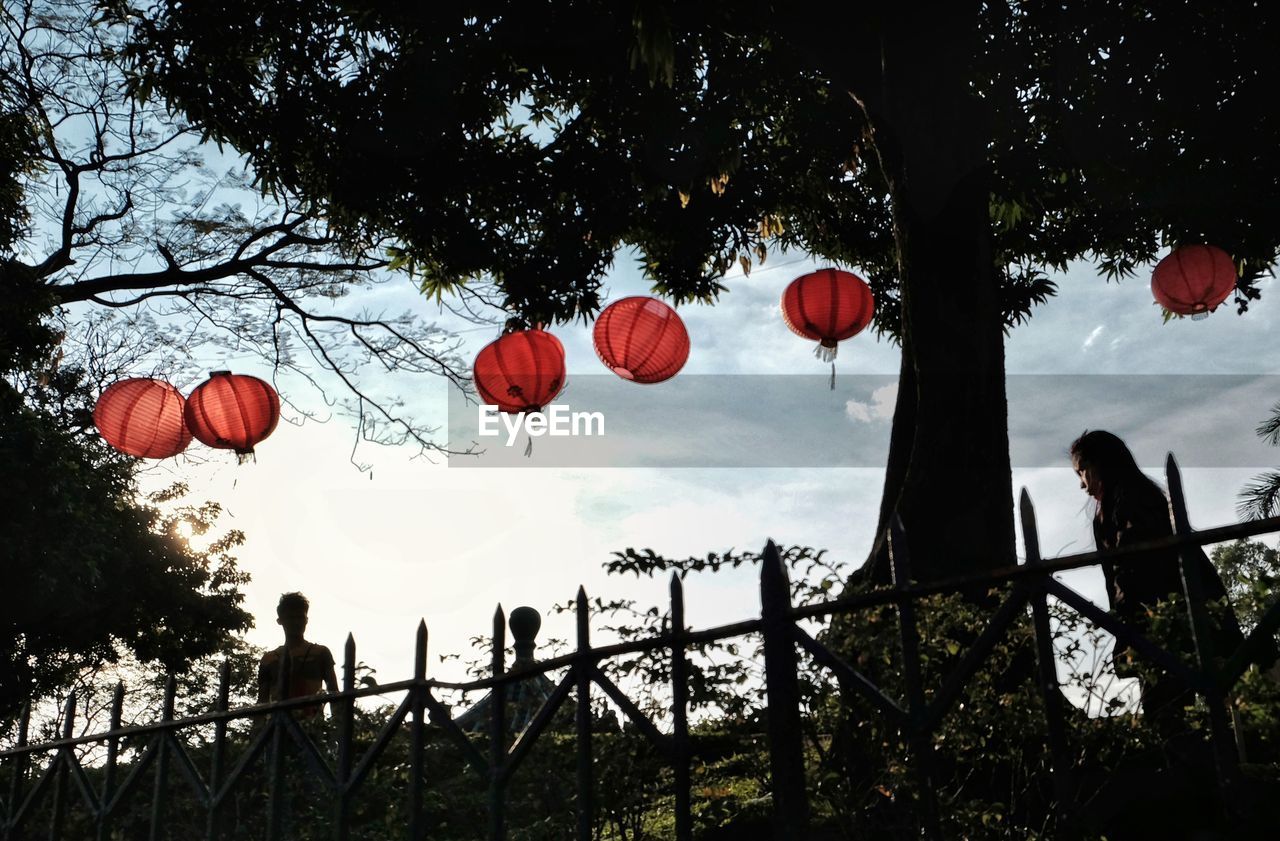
[236,449,257,465]
[830,362,836,391]
[1191,311,1210,321]
[524,433,533,458]
[814,341,838,363]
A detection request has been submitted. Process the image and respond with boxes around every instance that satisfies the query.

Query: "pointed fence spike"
[493,606,507,675]
[760,539,790,596]
[163,675,177,721]
[111,682,125,727]
[344,633,356,692]
[276,646,291,702]
[415,619,428,680]
[1166,452,1191,532]
[576,587,590,646]
[62,691,76,739]
[216,660,231,710]
[1019,488,1042,564]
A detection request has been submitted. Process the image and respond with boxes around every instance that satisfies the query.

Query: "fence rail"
[4,454,1280,839]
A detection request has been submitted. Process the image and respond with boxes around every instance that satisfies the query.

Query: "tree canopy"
[101,0,1280,579]
[0,347,254,718]
[2,0,475,462]
[109,0,1280,320]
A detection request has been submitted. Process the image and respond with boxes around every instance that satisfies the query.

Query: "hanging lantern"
[474,328,566,413]
[474,328,566,456]
[1151,245,1236,320]
[781,268,874,387]
[93,377,192,459]
[184,371,280,461]
[593,296,690,384]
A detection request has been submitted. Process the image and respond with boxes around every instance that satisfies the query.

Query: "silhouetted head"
[1069,430,1139,499]
[276,592,310,638]
[1069,430,1164,522]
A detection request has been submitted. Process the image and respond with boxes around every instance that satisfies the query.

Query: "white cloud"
[845,382,897,424]
[1082,325,1104,351]
[845,401,871,423]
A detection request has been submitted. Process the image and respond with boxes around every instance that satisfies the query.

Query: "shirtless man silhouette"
[257,592,339,717]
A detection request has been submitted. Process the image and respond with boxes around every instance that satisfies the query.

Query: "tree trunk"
[862,3,1015,585]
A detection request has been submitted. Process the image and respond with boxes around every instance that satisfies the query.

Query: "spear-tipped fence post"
[98,683,124,841]
[575,587,594,841]
[889,518,941,840]
[7,703,30,840]
[488,605,506,841]
[205,663,230,841]
[148,677,175,841]
[409,620,428,841]
[1166,455,1239,803]
[670,574,692,841]
[49,692,75,841]
[336,634,356,841]
[1020,489,1073,820]
[267,651,290,841]
[760,540,808,840]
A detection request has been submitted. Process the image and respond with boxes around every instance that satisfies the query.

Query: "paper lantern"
[781,268,875,361]
[1151,245,1236,320]
[593,297,689,384]
[184,371,280,459]
[473,328,566,413]
[93,378,192,459]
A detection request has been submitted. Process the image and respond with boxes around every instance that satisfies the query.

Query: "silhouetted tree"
[109,0,1280,581]
[1,0,475,462]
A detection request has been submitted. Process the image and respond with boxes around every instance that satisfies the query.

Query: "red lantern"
[593,297,690,384]
[781,268,875,360]
[473,328,566,413]
[1151,245,1236,320]
[93,378,192,459]
[184,371,280,460]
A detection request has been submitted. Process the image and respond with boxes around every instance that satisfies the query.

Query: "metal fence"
[3,454,1280,840]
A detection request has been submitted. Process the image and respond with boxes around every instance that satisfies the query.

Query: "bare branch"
[5,0,491,464]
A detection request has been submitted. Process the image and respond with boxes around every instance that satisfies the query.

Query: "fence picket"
[47,693,74,841]
[760,539,808,840]
[489,605,507,841]
[99,683,123,841]
[335,634,356,841]
[670,574,692,841]
[889,517,942,841]
[3,462,1280,840]
[409,620,428,841]
[1020,489,1073,820]
[574,588,593,841]
[1166,455,1240,806]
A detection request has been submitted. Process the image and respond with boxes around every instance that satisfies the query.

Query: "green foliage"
[1240,407,1280,520]
[7,537,1280,838]
[0,357,252,719]
[108,1,1280,330]
[0,109,37,252]
[1211,539,1280,653]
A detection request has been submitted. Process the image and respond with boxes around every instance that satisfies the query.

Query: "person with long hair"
[1070,430,1245,739]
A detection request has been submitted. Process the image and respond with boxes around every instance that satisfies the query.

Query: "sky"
[128,245,1280,712]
